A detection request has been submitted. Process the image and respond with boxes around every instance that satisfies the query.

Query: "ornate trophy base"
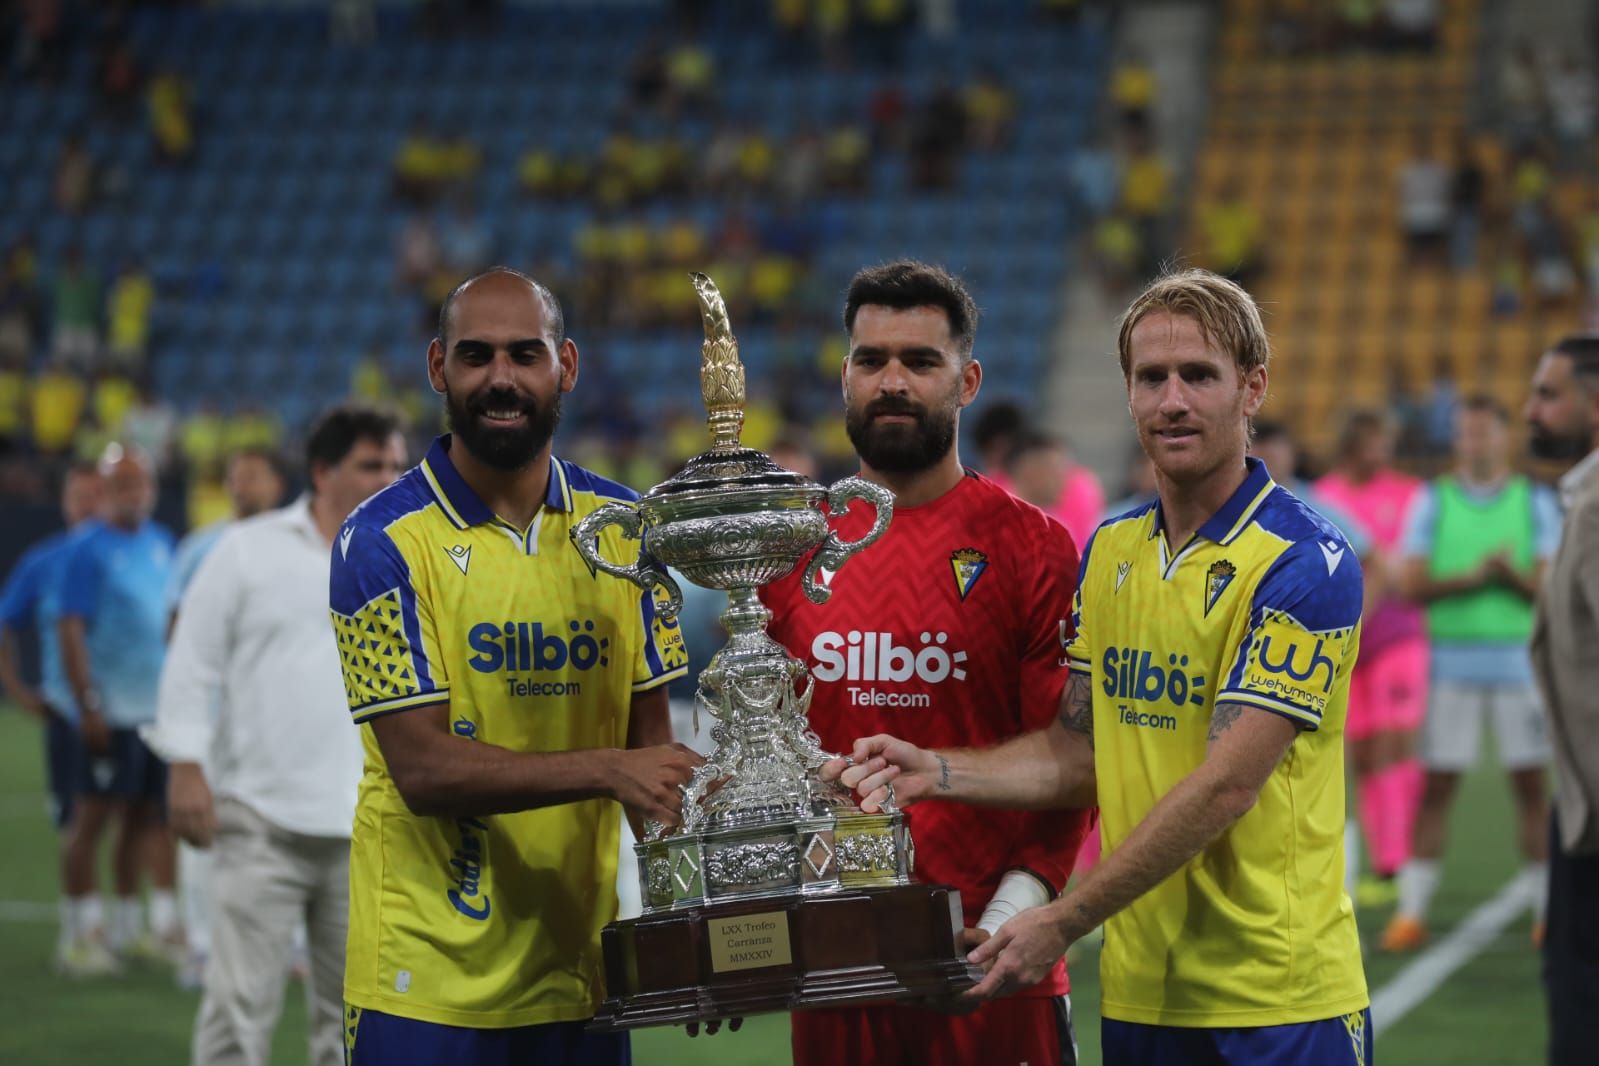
[591,883,982,1030]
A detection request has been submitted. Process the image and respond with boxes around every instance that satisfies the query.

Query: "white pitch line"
[0,900,57,922]
[1370,869,1538,1035]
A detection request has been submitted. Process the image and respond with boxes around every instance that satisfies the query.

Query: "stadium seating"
[0,1,1110,431]
[1188,0,1586,454]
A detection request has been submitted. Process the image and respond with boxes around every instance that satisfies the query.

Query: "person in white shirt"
[164,446,287,988]
[146,405,406,1066]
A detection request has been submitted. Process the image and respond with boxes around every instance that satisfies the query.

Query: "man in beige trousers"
[146,406,405,1066]
[1524,335,1599,1066]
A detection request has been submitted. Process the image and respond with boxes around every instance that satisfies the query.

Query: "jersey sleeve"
[1533,485,1563,560]
[1063,528,1098,680]
[1216,537,1364,731]
[165,530,211,616]
[1008,518,1092,894]
[1397,483,1437,560]
[1017,519,1080,724]
[1304,490,1373,558]
[329,522,449,722]
[0,546,48,629]
[631,582,690,693]
[57,535,104,622]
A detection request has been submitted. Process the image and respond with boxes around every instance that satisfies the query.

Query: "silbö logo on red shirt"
[810,630,968,708]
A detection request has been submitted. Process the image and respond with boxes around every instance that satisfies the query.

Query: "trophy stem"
[720,587,770,638]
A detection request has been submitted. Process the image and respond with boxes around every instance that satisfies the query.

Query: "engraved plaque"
[707,910,793,974]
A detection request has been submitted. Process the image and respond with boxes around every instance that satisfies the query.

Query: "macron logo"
[339,526,355,560]
[1319,541,1344,576]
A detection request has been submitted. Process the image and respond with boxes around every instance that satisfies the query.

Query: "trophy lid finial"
[692,272,746,454]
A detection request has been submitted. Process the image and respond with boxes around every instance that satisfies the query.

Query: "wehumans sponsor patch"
[1239,611,1352,720]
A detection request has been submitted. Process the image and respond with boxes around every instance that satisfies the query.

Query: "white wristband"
[977,869,1053,936]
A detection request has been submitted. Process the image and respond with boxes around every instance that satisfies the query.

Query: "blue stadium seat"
[0,4,1106,418]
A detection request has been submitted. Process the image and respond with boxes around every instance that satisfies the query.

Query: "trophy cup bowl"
[570,274,980,1030]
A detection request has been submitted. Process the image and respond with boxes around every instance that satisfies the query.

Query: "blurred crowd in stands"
[5,0,1592,555]
[0,0,1062,539]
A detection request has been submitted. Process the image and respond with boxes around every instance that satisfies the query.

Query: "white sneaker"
[176,949,206,991]
[126,928,189,969]
[55,932,124,978]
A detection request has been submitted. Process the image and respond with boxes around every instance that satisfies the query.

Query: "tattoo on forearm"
[1207,702,1245,742]
[1057,672,1094,749]
[936,753,952,792]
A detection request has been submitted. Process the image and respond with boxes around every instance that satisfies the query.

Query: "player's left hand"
[962,903,1076,1001]
[823,734,942,812]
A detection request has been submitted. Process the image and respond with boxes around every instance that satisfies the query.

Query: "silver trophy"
[571,274,912,914]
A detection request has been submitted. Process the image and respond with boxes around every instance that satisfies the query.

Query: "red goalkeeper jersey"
[761,469,1092,997]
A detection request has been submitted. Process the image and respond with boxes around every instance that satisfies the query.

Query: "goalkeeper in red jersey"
[761,260,1093,1066]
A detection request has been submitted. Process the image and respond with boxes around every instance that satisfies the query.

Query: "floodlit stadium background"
[1,0,1591,1062]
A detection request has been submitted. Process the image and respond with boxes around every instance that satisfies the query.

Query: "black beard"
[845,394,957,474]
[1528,422,1591,461]
[445,384,562,471]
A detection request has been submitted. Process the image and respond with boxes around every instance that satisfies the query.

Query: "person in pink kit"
[1006,431,1107,553]
[762,260,1093,1066]
[1316,408,1429,905]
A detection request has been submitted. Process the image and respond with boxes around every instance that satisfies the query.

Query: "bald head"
[437,267,565,352]
[98,443,156,529]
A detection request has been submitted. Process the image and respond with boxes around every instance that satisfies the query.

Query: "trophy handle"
[802,477,894,605]
[569,502,684,620]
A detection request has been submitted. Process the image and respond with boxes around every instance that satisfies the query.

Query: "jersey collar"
[420,435,572,531]
[1150,456,1276,547]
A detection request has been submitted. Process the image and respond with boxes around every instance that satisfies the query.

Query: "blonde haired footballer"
[330,269,699,1066]
[832,269,1372,1064]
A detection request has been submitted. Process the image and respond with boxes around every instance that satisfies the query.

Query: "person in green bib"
[1387,394,1562,952]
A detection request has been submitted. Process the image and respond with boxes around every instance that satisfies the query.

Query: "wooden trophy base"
[591,883,982,1030]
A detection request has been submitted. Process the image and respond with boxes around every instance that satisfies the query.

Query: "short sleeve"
[328,522,449,722]
[1063,529,1097,679]
[57,535,103,621]
[1533,485,1563,559]
[165,531,211,615]
[1302,490,1372,558]
[0,547,48,629]
[631,582,690,693]
[1216,537,1364,731]
[1397,484,1437,560]
[1017,519,1080,725]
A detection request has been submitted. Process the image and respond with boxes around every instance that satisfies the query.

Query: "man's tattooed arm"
[1056,671,1094,750]
[1206,701,1246,743]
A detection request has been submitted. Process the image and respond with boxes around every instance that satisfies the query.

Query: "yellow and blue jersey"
[1065,457,1368,1028]
[329,436,687,1029]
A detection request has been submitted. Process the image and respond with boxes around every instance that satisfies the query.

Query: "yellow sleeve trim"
[350,688,449,723]
[631,666,689,694]
[1067,657,1092,675]
[1217,690,1321,730]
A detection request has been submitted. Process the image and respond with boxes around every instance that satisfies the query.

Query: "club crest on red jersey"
[950,547,988,601]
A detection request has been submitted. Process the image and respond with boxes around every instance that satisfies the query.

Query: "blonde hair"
[1117,268,1271,380]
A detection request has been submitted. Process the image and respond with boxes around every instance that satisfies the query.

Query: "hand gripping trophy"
[573,274,979,1029]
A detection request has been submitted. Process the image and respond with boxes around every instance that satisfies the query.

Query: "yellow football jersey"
[1065,458,1368,1027]
[329,436,687,1028]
